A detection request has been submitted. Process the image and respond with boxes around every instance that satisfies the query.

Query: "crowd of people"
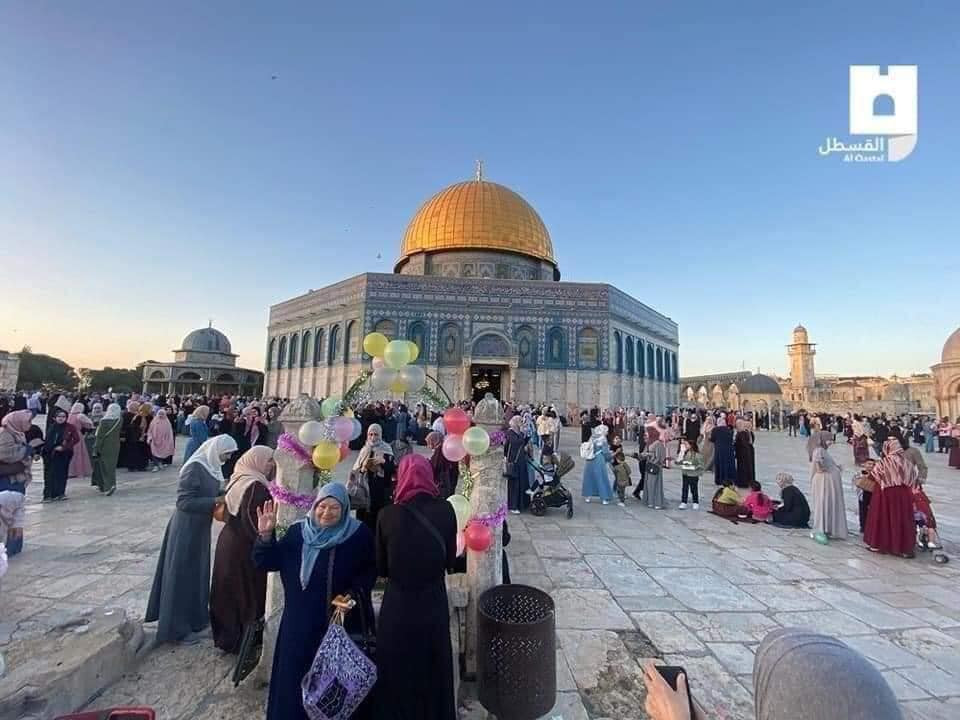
[1,388,954,718]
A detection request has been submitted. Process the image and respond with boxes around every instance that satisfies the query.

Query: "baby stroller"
[527,452,575,518]
[914,486,949,564]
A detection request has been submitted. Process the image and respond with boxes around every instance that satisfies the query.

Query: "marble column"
[464,423,507,674]
[255,394,322,685]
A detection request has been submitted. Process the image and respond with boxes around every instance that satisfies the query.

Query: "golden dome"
[396,179,555,270]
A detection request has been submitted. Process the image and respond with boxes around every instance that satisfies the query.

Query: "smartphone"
[656,665,695,718]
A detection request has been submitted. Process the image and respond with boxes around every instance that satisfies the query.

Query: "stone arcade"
[264,171,680,412]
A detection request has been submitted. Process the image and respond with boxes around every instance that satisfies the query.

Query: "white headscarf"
[180,435,238,484]
[103,403,123,421]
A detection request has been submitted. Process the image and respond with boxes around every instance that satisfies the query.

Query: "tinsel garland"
[415,384,447,410]
[267,481,315,511]
[457,461,475,499]
[341,370,373,410]
[488,430,506,447]
[472,502,508,529]
[277,433,312,465]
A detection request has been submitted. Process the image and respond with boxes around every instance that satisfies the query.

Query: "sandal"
[867,546,880,553]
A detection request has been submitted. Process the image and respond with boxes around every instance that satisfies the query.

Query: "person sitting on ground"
[742,480,774,522]
[711,478,743,518]
[769,472,810,528]
[642,626,904,720]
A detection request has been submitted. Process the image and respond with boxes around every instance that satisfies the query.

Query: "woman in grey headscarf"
[642,627,902,720]
[809,432,847,539]
[352,422,395,531]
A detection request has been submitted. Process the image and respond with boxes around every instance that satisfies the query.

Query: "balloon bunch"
[363,332,426,395]
[298,400,363,471]
[439,408,490,462]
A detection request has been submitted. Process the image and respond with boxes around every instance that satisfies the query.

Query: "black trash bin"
[478,584,556,720]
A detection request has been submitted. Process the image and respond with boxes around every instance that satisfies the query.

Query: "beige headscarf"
[352,423,393,473]
[224,446,275,516]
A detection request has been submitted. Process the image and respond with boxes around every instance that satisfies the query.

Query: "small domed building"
[932,327,960,419]
[264,170,680,411]
[141,326,264,397]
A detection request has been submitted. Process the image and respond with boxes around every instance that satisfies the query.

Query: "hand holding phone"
[643,662,695,720]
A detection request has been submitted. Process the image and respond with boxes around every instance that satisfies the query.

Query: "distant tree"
[17,349,77,391]
[79,366,144,393]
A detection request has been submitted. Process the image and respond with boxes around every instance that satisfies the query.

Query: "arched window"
[373,319,396,339]
[671,353,678,384]
[277,337,287,369]
[438,322,462,365]
[656,347,663,380]
[343,321,356,364]
[646,344,655,379]
[515,325,536,368]
[313,329,325,367]
[266,338,275,371]
[625,337,635,374]
[578,327,599,369]
[301,330,311,368]
[328,325,340,365]
[149,370,165,380]
[288,333,299,369]
[408,321,427,363]
[546,326,565,366]
[637,340,645,377]
[613,331,623,373]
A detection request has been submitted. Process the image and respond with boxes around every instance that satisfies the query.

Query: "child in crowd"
[529,443,556,494]
[610,435,632,507]
[853,459,877,533]
[913,481,941,550]
[743,480,774,522]
[712,478,743,518]
[678,438,704,509]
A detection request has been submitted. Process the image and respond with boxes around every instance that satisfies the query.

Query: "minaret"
[787,324,816,397]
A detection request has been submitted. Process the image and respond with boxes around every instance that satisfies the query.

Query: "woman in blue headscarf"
[253,482,376,720]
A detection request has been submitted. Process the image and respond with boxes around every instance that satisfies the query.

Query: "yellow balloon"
[405,340,420,363]
[383,340,411,369]
[342,408,354,418]
[312,441,339,470]
[363,332,389,358]
[389,377,408,394]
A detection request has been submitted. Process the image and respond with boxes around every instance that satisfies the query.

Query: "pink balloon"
[442,434,468,462]
[464,521,492,552]
[333,416,354,443]
[371,356,385,371]
[338,443,350,461]
[456,531,466,557]
[444,407,471,435]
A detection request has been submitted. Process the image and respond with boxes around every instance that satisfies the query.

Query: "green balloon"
[321,396,340,418]
[383,340,411,369]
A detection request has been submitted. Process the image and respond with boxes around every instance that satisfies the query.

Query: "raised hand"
[256,500,277,536]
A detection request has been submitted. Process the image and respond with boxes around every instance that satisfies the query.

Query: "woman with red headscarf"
[865,438,918,557]
[375,454,457,720]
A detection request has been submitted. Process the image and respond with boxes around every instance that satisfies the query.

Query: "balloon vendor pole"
[463,418,506,675]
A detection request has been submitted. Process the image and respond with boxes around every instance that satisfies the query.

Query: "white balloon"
[298,419,326,447]
[372,367,398,391]
[399,365,426,392]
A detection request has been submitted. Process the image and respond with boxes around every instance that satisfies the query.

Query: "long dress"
[853,435,870,465]
[772,485,810,527]
[376,495,458,720]
[734,430,756,488]
[581,446,613,501]
[949,432,960,469]
[710,426,736,485]
[183,419,209,463]
[504,429,530,511]
[67,413,94,478]
[699,431,715,471]
[145,463,220,643]
[864,485,915,555]
[92,418,122,493]
[810,447,848,539]
[254,523,376,720]
[210,481,272,653]
[126,417,150,471]
[642,440,667,508]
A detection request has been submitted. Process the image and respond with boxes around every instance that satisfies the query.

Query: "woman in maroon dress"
[864,438,918,558]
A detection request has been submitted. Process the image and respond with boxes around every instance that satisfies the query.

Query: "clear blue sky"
[1,2,956,376]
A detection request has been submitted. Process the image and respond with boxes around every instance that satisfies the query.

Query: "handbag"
[345,469,370,510]
[212,501,228,523]
[231,616,264,686]
[503,437,525,479]
[301,549,378,720]
[579,441,595,460]
[855,473,877,493]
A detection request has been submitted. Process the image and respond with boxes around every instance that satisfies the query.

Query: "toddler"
[743,480,774,522]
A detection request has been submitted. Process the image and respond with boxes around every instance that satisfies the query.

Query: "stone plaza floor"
[2,427,959,719]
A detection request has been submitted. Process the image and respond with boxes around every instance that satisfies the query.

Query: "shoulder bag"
[399,502,447,558]
[346,468,370,510]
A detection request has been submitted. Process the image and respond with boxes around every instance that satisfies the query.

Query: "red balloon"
[444,407,471,435]
[464,521,493,552]
[339,443,350,461]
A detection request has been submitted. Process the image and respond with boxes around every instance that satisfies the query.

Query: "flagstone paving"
[3,427,959,719]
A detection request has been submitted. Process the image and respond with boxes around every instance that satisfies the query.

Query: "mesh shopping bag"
[301,599,377,720]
